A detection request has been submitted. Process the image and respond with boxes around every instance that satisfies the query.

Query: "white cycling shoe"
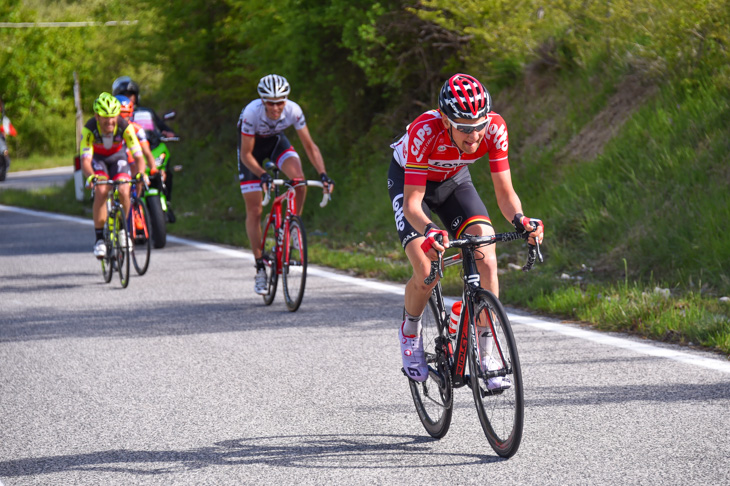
[400,323,428,382]
[482,355,512,391]
[254,267,268,295]
[93,240,106,259]
[118,229,133,251]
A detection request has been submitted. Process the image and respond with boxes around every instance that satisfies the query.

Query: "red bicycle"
[260,162,331,311]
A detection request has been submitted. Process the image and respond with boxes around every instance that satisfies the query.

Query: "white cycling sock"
[479,327,495,367]
[402,310,423,337]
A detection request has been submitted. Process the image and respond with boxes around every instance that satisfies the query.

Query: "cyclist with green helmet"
[80,92,147,259]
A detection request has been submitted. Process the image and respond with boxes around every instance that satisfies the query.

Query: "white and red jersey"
[390,109,510,186]
[238,99,306,138]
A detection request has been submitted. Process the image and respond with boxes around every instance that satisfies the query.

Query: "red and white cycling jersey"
[391,109,510,186]
[238,99,306,138]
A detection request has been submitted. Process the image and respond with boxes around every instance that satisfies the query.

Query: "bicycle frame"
[261,171,330,266]
[261,182,299,274]
[429,232,542,388]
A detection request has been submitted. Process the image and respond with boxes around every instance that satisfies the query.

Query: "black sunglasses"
[445,117,488,134]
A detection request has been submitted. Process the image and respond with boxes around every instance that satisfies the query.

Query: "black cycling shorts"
[387,159,491,249]
[237,133,300,194]
[91,150,132,180]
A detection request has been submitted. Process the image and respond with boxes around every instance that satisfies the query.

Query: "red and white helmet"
[438,73,491,120]
[257,74,291,100]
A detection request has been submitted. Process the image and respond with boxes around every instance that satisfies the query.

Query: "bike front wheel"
[468,289,524,458]
[113,208,130,288]
[282,215,307,312]
[101,216,114,283]
[408,291,453,439]
[130,199,151,275]
[260,214,278,305]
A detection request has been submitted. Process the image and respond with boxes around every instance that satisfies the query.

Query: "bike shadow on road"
[0,290,403,343]
[0,433,502,478]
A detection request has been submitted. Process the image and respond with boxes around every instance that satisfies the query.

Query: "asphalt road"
[0,166,74,192]
[1,205,729,485]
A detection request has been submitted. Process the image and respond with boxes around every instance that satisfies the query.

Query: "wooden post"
[73,71,84,201]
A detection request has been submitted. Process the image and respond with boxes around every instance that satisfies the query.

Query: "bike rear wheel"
[408,291,453,439]
[130,199,152,275]
[468,289,523,457]
[282,215,307,312]
[260,215,278,305]
[113,208,131,288]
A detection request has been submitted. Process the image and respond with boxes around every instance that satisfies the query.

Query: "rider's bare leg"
[243,191,264,259]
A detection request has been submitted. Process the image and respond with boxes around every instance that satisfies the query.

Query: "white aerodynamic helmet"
[257,74,291,100]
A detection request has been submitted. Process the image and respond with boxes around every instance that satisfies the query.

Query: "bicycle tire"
[145,194,167,249]
[131,199,152,275]
[282,215,307,312]
[408,292,453,438]
[468,289,523,458]
[261,215,278,305]
[0,153,8,181]
[113,208,131,288]
[101,216,114,283]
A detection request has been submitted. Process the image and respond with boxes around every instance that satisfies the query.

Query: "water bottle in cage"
[449,301,462,336]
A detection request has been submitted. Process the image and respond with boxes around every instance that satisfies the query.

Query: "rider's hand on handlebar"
[135,172,150,186]
[259,172,273,190]
[513,213,544,246]
[85,174,97,189]
[420,223,449,261]
[320,172,334,194]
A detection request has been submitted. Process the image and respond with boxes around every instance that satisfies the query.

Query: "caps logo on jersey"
[409,125,433,162]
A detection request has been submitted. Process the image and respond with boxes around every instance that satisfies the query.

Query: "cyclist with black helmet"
[80,92,147,258]
[388,73,544,386]
[237,74,334,295]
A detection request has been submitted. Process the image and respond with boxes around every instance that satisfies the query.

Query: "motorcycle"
[142,111,180,249]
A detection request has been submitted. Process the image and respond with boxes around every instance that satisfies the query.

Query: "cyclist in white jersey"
[237,74,334,295]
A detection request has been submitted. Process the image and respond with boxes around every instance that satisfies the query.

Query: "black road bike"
[92,179,136,288]
[405,226,542,458]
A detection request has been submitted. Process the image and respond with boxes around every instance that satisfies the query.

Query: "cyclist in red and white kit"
[388,73,544,387]
[238,74,333,295]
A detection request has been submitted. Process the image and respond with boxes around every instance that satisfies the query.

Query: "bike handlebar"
[89,177,139,199]
[261,179,331,208]
[424,223,544,285]
[160,136,180,142]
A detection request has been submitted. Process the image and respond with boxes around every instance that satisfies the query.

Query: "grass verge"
[8,154,76,172]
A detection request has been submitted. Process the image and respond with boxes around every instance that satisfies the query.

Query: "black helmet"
[112,76,140,100]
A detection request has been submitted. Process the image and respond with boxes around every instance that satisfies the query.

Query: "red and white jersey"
[130,121,149,146]
[238,99,306,138]
[391,109,510,186]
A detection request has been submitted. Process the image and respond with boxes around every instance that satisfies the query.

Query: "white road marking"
[3,204,729,373]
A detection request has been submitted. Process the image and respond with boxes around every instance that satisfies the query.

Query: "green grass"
[9,154,76,172]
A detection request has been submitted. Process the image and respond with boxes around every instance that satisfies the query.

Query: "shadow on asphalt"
[0,290,401,343]
[0,433,501,477]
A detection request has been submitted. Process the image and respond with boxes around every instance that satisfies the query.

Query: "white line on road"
[3,204,729,373]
